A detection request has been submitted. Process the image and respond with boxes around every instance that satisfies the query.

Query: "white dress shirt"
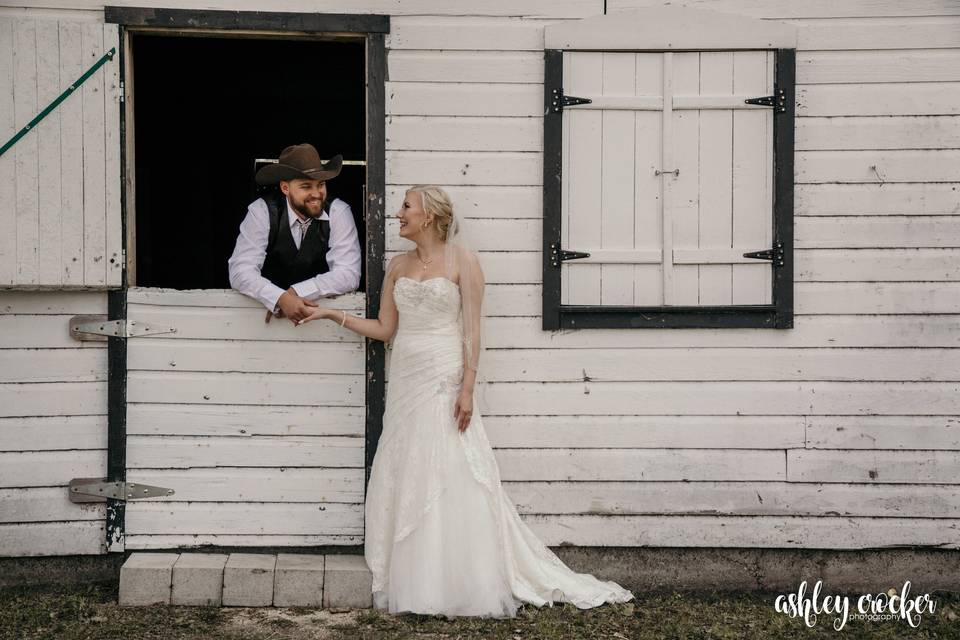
[228,196,362,311]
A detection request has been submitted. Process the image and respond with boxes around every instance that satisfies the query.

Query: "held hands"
[296,305,332,326]
[454,388,474,433]
[274,287,318,325]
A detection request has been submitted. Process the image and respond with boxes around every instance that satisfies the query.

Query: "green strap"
[0,47,117,158]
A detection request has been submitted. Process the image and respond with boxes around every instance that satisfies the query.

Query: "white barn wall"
[1,0,958,556]
[0,291,108,556]
[385,1,960,548]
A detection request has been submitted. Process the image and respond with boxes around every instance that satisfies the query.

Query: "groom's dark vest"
[260,190,331,290]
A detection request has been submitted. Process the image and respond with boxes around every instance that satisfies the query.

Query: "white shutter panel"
[561,49,774,307]
[0,17,121,288]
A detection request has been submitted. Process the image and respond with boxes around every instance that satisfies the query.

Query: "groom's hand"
[277,288,319,324]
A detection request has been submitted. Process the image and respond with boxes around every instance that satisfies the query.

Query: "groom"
[228,143,362,324]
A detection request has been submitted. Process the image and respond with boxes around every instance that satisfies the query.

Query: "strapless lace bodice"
[393,276,462,335]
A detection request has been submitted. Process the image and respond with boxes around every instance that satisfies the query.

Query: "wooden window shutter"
[0,17,122,288]
[542,9,796,330]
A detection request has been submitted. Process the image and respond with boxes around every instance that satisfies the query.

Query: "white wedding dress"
[364,275,635,618]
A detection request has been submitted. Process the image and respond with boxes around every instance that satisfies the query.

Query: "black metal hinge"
[550,242,591,267]
[743,242,785,267]
[744,87,787,113]
[551,87,593,113]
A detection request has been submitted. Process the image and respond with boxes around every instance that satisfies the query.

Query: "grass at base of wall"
[1,581,957,639]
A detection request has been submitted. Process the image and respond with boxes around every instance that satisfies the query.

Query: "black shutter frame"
[541,48,796,330]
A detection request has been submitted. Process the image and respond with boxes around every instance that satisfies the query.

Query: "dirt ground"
[1,581,958,639]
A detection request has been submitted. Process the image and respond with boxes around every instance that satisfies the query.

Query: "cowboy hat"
[255,143,343,185]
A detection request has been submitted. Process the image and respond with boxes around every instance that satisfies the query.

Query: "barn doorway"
[111,10,388,552]
[131,32,367,290]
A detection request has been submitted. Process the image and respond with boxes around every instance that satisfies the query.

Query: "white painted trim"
[544,5,799,50]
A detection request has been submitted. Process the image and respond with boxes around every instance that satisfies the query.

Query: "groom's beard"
[291,195,327,219]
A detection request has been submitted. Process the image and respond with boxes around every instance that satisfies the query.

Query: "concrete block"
[323,554,373,609]
[119,553,180,606]
[273,553,324,607]
[223,553,276,607]
[171,553,228,606]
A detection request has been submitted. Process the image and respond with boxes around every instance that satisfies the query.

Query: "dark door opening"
[131,33,367,290]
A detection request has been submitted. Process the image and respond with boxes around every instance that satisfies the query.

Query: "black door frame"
[104,6,388,552]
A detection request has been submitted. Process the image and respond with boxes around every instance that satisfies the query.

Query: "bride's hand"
[454,389,474,433]
[296,306,332,326]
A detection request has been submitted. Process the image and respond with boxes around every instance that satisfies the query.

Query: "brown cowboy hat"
[255,143,343,185]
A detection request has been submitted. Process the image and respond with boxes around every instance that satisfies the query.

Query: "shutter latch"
[551,88,592,113]
[744,87,787,113]
[743,242,785,267]
[550,242,591,267]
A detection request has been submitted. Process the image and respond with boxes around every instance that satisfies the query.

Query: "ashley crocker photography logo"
[774,580,938,630]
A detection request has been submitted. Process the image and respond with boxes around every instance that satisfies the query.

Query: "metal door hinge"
[69,477,175,503]
[550,242,591,267]
[551,87,592,113]
[743,242,785,267]
[745,87,787,113]
[119,80,125,103]
[69,315,177,341]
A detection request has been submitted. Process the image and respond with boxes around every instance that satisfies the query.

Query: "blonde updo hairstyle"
[407,185,455,242]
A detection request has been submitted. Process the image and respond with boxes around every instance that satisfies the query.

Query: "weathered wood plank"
[126,435,364,469]
[127,404,363,437]
[484,415,805,449]
[794,16,960,50]
[81,21,106,286]
[796,150,960,183]
[36,19,62,286]
[0,18,15,285]
[0,521,103,556]
[526,514,960,548]
[127,287,364,309]
[806,416,960,450]
[0,291,107,314]
[387,115,542,152]
[495,449,785,481]
[388,50,543,84]
[124,533,360,549]
[796,248,960,281]
[386,185,541,218]
[0,487,104,522]
[798,50,960,84]
[13,18,39,286]
[127,372,364,406]
[609,0,960,20]
[386,82,541,117]
[503,480,960,518]
[0,315,109,348]
[386,151,541,186]
[788,449,960,483]
[797,216,960,248]
[0,415,106,451]
[479,348,960,382]
[797,282,960,314]
[103,22,121,287]
[0,449,105,487]
[484,315,960,348]
[388,16,549,50]
[797,116,960,151]
[126,305,362,342]
[798,83,960,117]
[59,19,84,286]
[480,381,960,416]
[127,468,364,502]
[797,183,960,216]
[127,339,364,374]
[0,382,106,417]
[0,348,107,382]
[386,218,540,252]
[124,502,363,535]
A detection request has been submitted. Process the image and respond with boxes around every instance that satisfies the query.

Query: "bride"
[298,185,635,618]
